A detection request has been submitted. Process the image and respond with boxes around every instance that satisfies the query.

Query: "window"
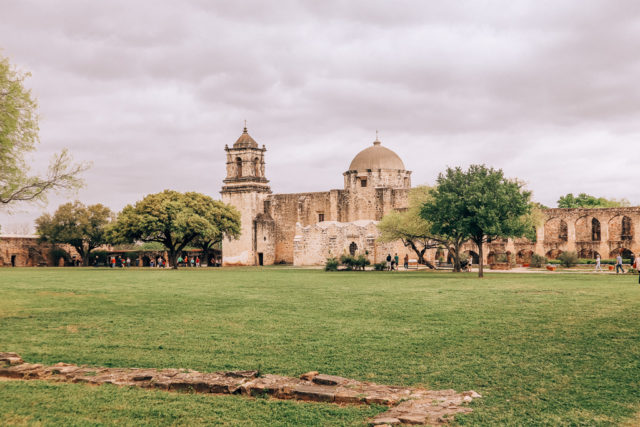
[349,242,357,256]
[236,157,242,178]
[253,157,260,177]
[318,213,325,222]
[622,216,632,239]
[360,179,367,187]
[591,218,601,241]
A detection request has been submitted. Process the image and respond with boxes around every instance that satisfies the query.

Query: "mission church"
[221,126,410,266]
[220,126,640,267]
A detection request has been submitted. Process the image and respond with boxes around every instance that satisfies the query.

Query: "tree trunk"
[477,239,484,278]
[202,245,210,267]
[451,244,461,272]
[168,249,178,269]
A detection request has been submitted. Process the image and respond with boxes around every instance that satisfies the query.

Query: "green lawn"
[1,268,639,426]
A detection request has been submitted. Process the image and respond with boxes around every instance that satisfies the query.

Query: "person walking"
[394,253,399,271]
[126,257,131,267]
[403,254,409,270]
[196,256,200,267]
[595,254,602,272]
[616,253,624,274]
[386,254,392,271]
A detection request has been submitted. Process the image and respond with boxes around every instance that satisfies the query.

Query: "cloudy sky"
[1,0,639,233]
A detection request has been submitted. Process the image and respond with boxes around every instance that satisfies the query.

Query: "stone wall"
[0,236,80,267]
[293,220,410,266]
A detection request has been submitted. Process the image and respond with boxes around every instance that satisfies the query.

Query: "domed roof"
[234,127,258,148]
[348,139,405,171]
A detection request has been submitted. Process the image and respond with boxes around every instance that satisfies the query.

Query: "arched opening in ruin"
[11,255,16,267]
[516,249,534,264]
[349,242,357,256]
[608,215,633,241]
[578,248,597,259]
[546,249,563,260]
[544,218,568,243]
[253,157,260,177]
[609,248,633,260]
[622,216,632,240]
[464,250,479,264]
[592,218,601,241]
[487,251,496,264]
[236,157,243,178]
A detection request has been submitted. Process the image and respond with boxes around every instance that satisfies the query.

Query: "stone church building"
[221,127,410,266]
[220,127,640,267]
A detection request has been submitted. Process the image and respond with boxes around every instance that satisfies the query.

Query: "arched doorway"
[516,249,534,264]
[546,249,563,260]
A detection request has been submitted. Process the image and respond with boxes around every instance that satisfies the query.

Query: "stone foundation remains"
[0,352,481,425]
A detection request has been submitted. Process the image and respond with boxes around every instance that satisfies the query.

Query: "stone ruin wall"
[293,221,408,266]
[456,207,640,265]
[0,236,81,267]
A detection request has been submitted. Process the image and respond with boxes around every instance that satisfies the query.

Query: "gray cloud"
[1,0,640,231]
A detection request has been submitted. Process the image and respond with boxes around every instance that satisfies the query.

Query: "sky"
[1,0,640,233]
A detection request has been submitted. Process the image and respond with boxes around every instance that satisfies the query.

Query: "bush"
[354,254,371,270]
[373,262,387,271]
[530,254,547,268]
[325,258,339,271]
[558,251,579,268]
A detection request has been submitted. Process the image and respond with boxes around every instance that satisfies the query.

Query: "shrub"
[339,254,356,270]
[374,262,386,271]
[530,254,547,268]
[354,255,371,270]
[558,251,579,268]
[325,258,339,271]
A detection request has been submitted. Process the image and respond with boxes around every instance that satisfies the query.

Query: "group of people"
[385,253,411,270]
[594,253,640,282]
[99,255,206,268]
[177,255,201,267]
[104,256,132,268]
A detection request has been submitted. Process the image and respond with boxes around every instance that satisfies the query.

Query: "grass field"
[1,267,639,426]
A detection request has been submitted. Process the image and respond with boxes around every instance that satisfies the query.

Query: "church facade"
[220,127,640,266]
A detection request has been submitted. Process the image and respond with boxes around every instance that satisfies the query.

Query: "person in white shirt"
[595,255,602,272]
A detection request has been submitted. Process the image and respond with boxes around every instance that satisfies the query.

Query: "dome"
[234,127,258,148]
[348,139,405,171]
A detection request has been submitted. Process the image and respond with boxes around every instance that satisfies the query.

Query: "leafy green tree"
[0,54,86,208]
[109,190,241,269]
[557,193,630,209]
[422,165,534,277]
[36,201,113,266]
[190,198,241,265]
[377,186,439,268]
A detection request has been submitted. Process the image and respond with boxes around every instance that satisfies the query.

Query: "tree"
[109,190,241,269]
[422,165,534,278]
[190,199,241,266]
[35,201,113,266]
[377,186,439,268]
[0,54,87,208]
[557,193,630,209]
[419,179,472,273]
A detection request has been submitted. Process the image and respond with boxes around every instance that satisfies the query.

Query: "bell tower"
[220,126,271,265]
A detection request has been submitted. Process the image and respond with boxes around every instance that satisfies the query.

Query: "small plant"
[530,254,547,268]
[374,262,386,271]
[558,251,579,268]
[325,257,339,271]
